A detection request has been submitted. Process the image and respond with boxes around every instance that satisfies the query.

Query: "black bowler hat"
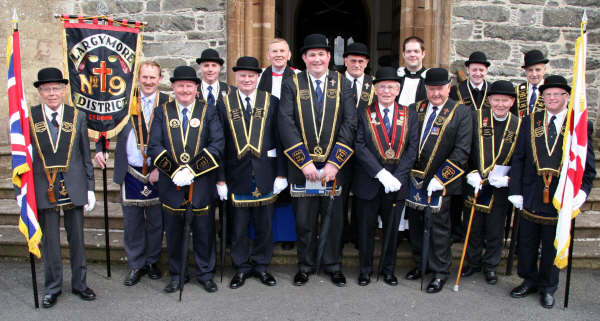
[344,42,369,59]
[232,56,262,73]
[488,80,516,98]
[169,66,201,84]
[300,33,331,54]
[373,67,401,84]
[33,67,68,88]
[196,48,224,66]
[522,49,549,68]
[465,51,490,67]
[539,75,571,94]
[424,68,450,86]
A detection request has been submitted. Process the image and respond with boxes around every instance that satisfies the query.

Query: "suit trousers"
[293,196,344,273]
[122,204,163,269]
[165,209,216,282]
[231,204,274,273]
[517,216,560,294]
[407,196,452,280]
[465,197,510,272]
[356,193,404,275]
[39,206,87,295]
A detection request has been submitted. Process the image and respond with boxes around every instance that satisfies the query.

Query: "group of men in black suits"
[31,32,595,310]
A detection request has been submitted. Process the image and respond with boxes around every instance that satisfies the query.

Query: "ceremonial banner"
[553,12,588,269]
[7,15,41,258]
[59,15,144,139]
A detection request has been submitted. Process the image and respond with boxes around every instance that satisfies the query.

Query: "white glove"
[466,172,482,189]
[573,191,587,211]
[172,167,194,187]
[272,177,288,195]
[216,183,228,201]
[83,190,96,212]
[426,178,444,197]
[375,169,402,193]
[508,195,523,210]
[488,175,509,188]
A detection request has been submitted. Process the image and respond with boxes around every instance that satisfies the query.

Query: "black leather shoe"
[42,291,61,308]
[358,273,370,286]
[164,277,189,293]
[199,279,218,293]
[426,278,446,293]
[229,272,249,289]
[255,271,276,286]
[329,271,346,287]
[147,263,162,279]
[383,274,398,286]
[405,267,422,280]
[71,287,96,301]
[510,283,538,298]
[460,265,481,277]
[124,268,146,286]
[281,242,295,250]
[293,271,309,286]
[541,293,555,309]
[485,271,498,285]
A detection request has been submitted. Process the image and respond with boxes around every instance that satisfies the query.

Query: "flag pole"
[564,218,576,308]
[29,253,40,309]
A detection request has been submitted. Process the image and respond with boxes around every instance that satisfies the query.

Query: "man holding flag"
[508,75,595,308]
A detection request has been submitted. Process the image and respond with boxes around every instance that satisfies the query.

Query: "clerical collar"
[272,66,286,75]
[405,66,426,78]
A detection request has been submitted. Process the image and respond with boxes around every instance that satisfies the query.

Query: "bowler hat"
[344,42,369,59]
[169,66,201,84]
[521,49,549,68]
[373,67,401,84]
[33,67,68,88]
[196,48,224,66]
[488,80,516,98]
[232,56,262,73]
[300,34,331,54]
[424,68,450,86]
[465,51,490,67]
[539,75,571,94]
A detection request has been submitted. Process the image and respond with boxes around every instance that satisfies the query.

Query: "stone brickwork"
[450,0,600,129]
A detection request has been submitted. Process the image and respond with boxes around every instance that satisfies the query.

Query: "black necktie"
[529,86,538,113]
[244,97,252,121]
[352,78,358,99]
[50,112,59,142]
[207,85,215,106]
[421,106,438,146]
[548,115,557,146]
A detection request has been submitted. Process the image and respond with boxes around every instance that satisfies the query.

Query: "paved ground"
[1,258,599,321]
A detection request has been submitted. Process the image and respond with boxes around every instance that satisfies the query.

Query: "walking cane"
[453,189,479,292]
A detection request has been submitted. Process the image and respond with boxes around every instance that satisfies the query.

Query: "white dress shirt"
[345,72,364,99]
[528,80,543,104]
[44,104,63,124]
[547,108,567,134]
[238,89,257,112]
[399,77,420,106]
[308,73,327,97]
[126,91,157,167]
[420,101,443,142]
[201,80,220,101]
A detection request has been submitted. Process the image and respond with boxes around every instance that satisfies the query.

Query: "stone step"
[0,178,122,203]
[1,225,599,268]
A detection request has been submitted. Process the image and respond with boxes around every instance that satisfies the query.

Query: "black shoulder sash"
[356,75,375,109]
[530,109,565,176]
[476,106,521,177]
[163,100,207,165]
[516,83,545,117]
[223,90,271,158]
[30,104,77,171]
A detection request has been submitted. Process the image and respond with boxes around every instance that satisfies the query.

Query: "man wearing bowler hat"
[513,49,549,117]
[508,75,595,308]
[148,65,224,294]
[404,68,472,293]
[448,51,492,243]
[215,56,287,289]
[460,80,521,285]
[196,48,230,106]
[30,67,96,308]
[279,33,356,287]
[352,67,419,286]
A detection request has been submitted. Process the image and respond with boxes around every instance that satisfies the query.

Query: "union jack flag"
[7,14,41,258]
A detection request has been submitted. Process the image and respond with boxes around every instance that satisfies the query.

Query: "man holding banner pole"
[95,61,170,286]
[508,75,595,308]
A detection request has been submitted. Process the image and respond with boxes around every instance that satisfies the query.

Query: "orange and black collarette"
[365,102,409,164]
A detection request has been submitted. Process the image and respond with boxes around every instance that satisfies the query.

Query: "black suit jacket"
[411,98,472,195]
[509,117,596,216]
[147,99,224,209]
[216,91,286,194]
[96,92,170,185]
[278,71,357,185]
[31,105,94,209]
[352,102,419,200]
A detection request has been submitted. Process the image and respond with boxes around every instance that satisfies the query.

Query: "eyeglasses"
[39,86,65,94]
[542,92,567,98]
[375,84,399,92]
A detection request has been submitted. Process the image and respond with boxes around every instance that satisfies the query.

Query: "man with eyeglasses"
[30,67,96,308]
[508,75,596,308]
[353,67,418,286]
[512,50,548,117]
